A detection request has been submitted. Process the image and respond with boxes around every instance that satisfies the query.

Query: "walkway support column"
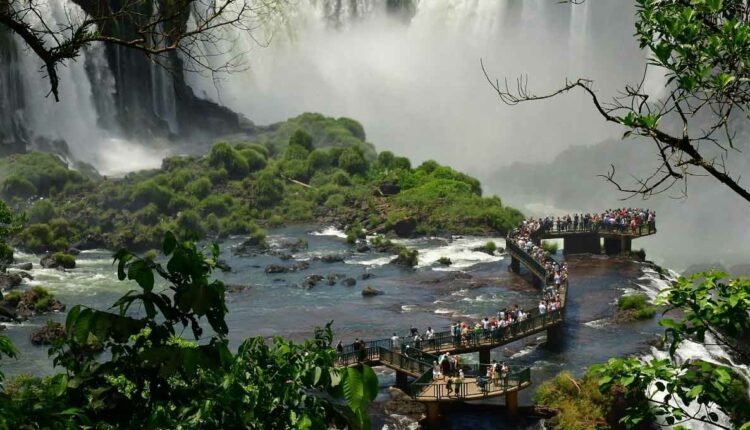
[479,349,490,374]
[395,370,409,390]
[510,256,520,273]
[505,391,518,417]
[546,323,565,351]
[425,402,441,429]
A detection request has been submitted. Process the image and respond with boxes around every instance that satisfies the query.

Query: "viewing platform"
[337,211,655,427]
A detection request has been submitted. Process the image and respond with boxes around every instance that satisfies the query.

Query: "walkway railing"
[534,220,656,237]
[506,240,547,281]
[412,367,531,400]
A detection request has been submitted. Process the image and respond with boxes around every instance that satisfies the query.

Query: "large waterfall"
[186,0,644,172]
[1,0,644,174]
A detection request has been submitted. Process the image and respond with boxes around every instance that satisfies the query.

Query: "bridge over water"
[337,215,656,426]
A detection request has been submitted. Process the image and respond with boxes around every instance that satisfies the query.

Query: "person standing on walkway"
[391,333,400,350]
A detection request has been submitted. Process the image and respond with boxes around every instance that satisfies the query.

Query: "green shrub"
[267,214,284,228]
[27,199,57,223]
[2,290,21,305]
[18,223,53,252]
[324,194,346,210]
[338,147,368,176]
[281,159,310,182]
[34,297,51,312]
[542,240,558,254]
[392,245,418,267]
[203,213,221,235]
[533,370,611,430]
[136,203,161,224]
[209,168,229,185]
[51,238,68,252]
[254,172,283,208]
[437,257,452,266]
[130,180,173,210]
[240,149,267,171]
[176,209,204,239]
[52,252,76,269]
[308,149,332,171]
[2,175,37,199]
[209,142,250,179]
[186,177,212,200]
[166,194,197,215]
[289,129,314,151]
[618,294,656,320]
[0,243,13,267]
[337,117,366,141]
[200,194,233,217]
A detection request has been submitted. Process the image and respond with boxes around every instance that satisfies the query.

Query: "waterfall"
[185,0,644,172]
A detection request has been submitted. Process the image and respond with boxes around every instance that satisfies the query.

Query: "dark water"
[3,226,668,429]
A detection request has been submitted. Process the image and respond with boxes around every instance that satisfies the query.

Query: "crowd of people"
[516,208,656,235]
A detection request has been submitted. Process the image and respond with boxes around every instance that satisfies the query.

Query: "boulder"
[30,322,67,345]
[382,387,425,427]
[327,273,345,286]
[356,243,371,253]
[0,302,18,323]
[40,253,76,270]
[0,273,22,290]
[392,218,416,237]
[318,254,345,264]
[11,262,32,271]
[361,287,384,297]
[361,272,375,280]
[67,248,81,256]
[301,275,325,289]
[225,284,251,293]
[377,182,401,196]
[264,262,310,274]
[341,277,357,287]
[16,271,33,281]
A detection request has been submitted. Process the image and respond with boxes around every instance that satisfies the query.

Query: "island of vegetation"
[0,113,523,255]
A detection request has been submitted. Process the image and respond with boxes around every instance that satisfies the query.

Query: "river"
[3,225,674,428]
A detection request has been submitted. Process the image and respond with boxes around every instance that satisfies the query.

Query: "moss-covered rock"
[40,252,76,270]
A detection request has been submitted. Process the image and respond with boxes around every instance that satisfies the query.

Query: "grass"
[617,294,657,320]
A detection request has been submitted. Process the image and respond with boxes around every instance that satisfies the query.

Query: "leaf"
[341,365,378,413]
[163,231,177,255]
[127,259,154,292]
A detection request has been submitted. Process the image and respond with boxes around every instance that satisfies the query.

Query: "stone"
[40,254,75,270]
[318,254,345,264]
[30,322,66,345]
[0,273,22,290]
[17,271,33,281]
[382,387,425,425]
[361,272,375,280]
[225,284,251,293]
[356,243,371,253]
[301,275,325,289]
[361,287,384,297]
[264,262,309,274]
[341,277,357,287]
[327,273,345,286]
[11,262,32,271]
[392,217,416,237]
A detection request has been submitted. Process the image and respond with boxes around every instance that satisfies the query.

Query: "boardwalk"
[336,211,656,420]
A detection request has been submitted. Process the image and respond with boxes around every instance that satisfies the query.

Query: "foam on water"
[310,226,348,239]
[415,236,506,270]
[584,318,611,329]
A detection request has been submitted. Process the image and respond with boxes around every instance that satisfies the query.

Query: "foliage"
[533,370,615,430]
[51,252,76,269]
[0,200,22,266]
[0,233,379,429]
[542,240,558,255]
[391,245,418,267]
[437,256,452,266]
[2,114,522,252]
[592,271,750,430]
[617,294,656,320]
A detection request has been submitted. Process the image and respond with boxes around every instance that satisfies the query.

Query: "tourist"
[336,340,344,354]
[446,377,453,397]
[391,332,400,349]
[538,300,547,314]
[432,360,441,381]
[410,325,419,337]
[425,326,435,349]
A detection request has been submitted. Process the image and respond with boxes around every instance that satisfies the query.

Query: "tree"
[593,271,750,430]
[0,231,378,428]
[0,0,286,101]
[485,0,750,203]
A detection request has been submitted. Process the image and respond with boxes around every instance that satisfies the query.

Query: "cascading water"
[185,0,644,172]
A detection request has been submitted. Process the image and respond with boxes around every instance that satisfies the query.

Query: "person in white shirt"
[538,301,547,314]
[391,333,400,349]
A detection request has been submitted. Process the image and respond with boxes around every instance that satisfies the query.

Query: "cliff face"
[0,0,250,157]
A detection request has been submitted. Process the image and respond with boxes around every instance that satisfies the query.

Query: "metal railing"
[412,367,531,400]
[534,220,656,237]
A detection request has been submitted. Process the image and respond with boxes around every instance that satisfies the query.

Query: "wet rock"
[392,218,416,237]
[361,286,384,297]
[341,277,357,287]
[327,273,345,286]
[30,322,66,345]
[356,243,371,253]
[301,275,325,289]
[67,248,81,256]
[16,271,33,281]
[275,238,308,253]
[382,387,425,428]
[40,254,76,270]
[317,254,345,264]
[11,262,32,271]
[0,273,22,290]
[0,303,18,322]
[264,262,309,274]
[278,253,293,261]
[225,284,251,293]
[361,272,375,280]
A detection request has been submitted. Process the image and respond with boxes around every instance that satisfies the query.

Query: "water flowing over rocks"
[264,262,310,274]
[381,387,425,429]
[0,272,23,290]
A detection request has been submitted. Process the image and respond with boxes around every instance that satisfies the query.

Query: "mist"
[187,0,646,171]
